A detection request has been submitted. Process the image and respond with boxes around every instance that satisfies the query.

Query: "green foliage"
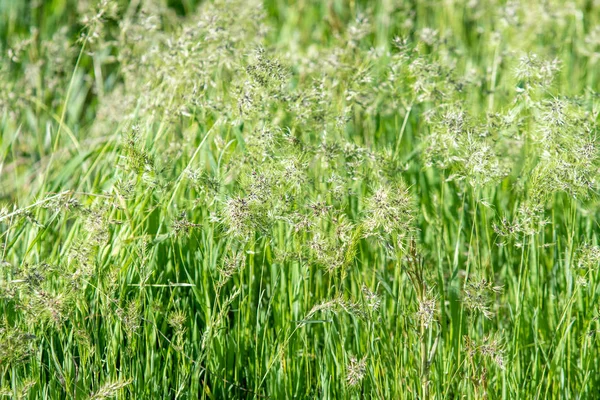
[1,0,600,398]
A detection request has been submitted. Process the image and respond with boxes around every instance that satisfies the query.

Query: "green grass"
[1,0,600,398]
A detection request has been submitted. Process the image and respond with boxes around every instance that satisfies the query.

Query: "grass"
[1,0,600,398]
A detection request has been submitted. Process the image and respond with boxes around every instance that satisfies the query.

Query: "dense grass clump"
[2,0,600,398]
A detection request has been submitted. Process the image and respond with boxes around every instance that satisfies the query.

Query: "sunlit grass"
[1,0,600,398]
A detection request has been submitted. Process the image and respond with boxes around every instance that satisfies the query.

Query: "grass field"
[1,0,600,398]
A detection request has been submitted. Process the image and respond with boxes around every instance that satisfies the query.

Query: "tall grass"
[1,0,600,398]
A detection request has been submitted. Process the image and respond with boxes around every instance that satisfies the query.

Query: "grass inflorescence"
[1,0,600,398]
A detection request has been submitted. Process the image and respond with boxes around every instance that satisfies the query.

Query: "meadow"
[1,0,600,398]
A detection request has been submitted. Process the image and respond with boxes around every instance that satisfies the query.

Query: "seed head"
[346,355,368,387]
